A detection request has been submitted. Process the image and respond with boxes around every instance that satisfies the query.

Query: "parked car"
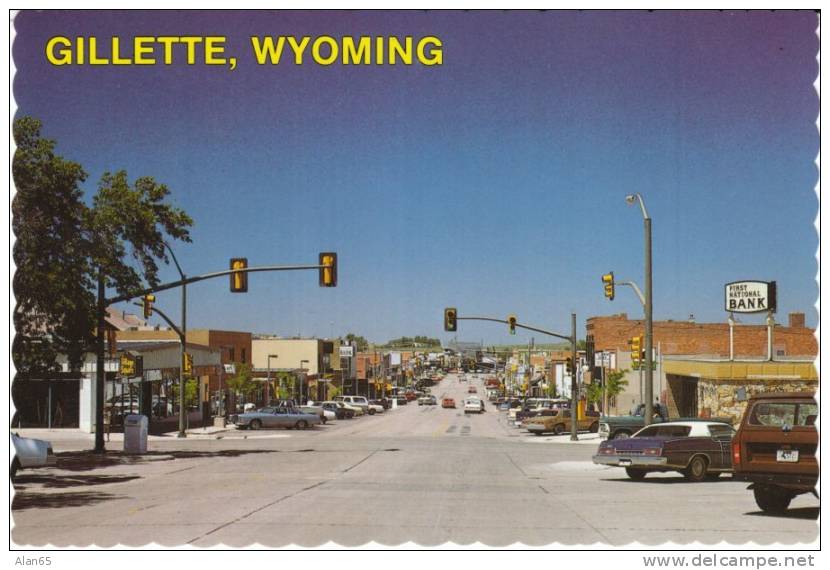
[464,398,483,414]
[391,395,409,406]
[320,401,353,419]
[524,408,600,435]
[231,407,321,430]
[731,392,818,514]
[404,392,417,402]
[300,405,335,423]
[370,398,391,410]
[442,398,456,409]
[335,395,373,414]
[418,395,437,406]
[367,401,385,414]
[515,398,570,424]
[10,433,56,478]
[468,386,477,394]
[593,421,735,481]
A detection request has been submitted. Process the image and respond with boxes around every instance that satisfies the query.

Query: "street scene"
[10,10,820,551]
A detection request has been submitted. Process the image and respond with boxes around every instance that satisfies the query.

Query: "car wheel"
[250,419,262,430]
[613,431,631,440]
[554,423,565,435]
[589,422,599,433]
[684,455,708,482]
[10,457,20,480]
[369,409,376,415]
[625,467,647,480]
[296,420,308,430]
[753,486,793,514]
[321,417,327,424]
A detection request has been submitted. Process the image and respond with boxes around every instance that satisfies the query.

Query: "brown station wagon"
[732,392,818,514]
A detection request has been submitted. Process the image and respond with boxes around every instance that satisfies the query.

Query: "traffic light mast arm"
[456,316,573,343]
[131,301,183,339]
[617,280,646,306]
[108,263,328,304]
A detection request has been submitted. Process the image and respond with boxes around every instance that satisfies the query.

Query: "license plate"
[776,449,799,463]
[618,459,632,466]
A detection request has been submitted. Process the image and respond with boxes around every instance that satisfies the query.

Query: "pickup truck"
[731,392,818,514]
[598,403,672,440]
[599,403,733,440]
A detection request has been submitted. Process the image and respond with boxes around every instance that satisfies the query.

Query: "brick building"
[586,312,817,416]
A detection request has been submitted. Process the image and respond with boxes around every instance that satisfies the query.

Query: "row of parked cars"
[230,395,392,430]
[592,391,819,515]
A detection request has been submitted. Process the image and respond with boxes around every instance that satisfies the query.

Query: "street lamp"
[300,359,310,404]
[625,193,654,425]
[267,354,278,405]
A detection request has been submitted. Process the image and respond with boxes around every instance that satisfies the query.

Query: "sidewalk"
[14,425,238,443]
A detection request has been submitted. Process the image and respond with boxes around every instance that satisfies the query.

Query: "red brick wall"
[586,313,816,358]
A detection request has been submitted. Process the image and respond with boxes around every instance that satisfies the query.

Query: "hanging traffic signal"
[444,308,458,332]
[230,258,248,292]
[319,252,337,287]
[142,294,155,319]
[602,272,615,301]
[507,314,517,335]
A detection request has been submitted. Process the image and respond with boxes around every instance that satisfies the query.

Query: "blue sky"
[12,10,819,344]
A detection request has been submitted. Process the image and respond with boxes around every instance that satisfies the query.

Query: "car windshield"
[636,425,691,438]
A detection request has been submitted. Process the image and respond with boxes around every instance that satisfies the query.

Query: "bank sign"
[725,281,777,313]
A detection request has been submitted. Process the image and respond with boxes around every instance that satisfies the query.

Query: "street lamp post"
[626,193,654,425]
[267,354,278,406]
[300,359,309,404]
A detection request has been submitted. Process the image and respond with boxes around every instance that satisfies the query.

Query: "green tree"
[344,333,369,351]
[12,116,193,375]
[586,370,629,408]
[226,362,257,399]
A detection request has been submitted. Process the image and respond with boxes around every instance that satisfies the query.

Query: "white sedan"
[464,398,484,414]
[11,433,56,478]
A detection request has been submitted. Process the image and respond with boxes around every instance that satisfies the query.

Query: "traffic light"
[182,352,193,375]
[507,314,517,335]
[142,294,155,319]
[319,252,337,287]
[230,258,248,292]
[631,335,642,365]
[602,272,615,301]
[444,308,457,332]
[565,357,574,375]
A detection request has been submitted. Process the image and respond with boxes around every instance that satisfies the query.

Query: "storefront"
[663,358,817,424]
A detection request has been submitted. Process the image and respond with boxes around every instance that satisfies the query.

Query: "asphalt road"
[11,374,819,547]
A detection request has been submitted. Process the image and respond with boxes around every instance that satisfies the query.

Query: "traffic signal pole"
[93,260,332,453]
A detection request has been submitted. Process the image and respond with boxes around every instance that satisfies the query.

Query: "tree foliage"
[226,362,257,398]
[12,116,193,376]
[586,370,629,406]
[344,333,369,351]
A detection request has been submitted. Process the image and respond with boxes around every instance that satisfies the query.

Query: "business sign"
[223,363,236,374]
[119,354,143,377]
[339,346,354,358]
[725,281,777,313]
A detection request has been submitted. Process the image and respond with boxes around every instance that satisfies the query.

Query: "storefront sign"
[725,281,777,313]
[339,346,354,358]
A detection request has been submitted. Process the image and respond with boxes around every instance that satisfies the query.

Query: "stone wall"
[698,378,818,424]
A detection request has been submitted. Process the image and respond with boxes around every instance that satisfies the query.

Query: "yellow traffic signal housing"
[319,252,337,287]
[565,357,573,375]
[230,258,248,292]
[602,272,615,301]
[142,294,155,319]
[630,335,642,363]
[444,308,457,332]
[182,352,193,375]
[507,314,517,335]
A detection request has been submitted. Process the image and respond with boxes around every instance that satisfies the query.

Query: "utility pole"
[570,312,578,442]
[94,273,106,453]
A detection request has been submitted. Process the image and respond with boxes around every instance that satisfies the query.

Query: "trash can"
[123,414,148,454]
